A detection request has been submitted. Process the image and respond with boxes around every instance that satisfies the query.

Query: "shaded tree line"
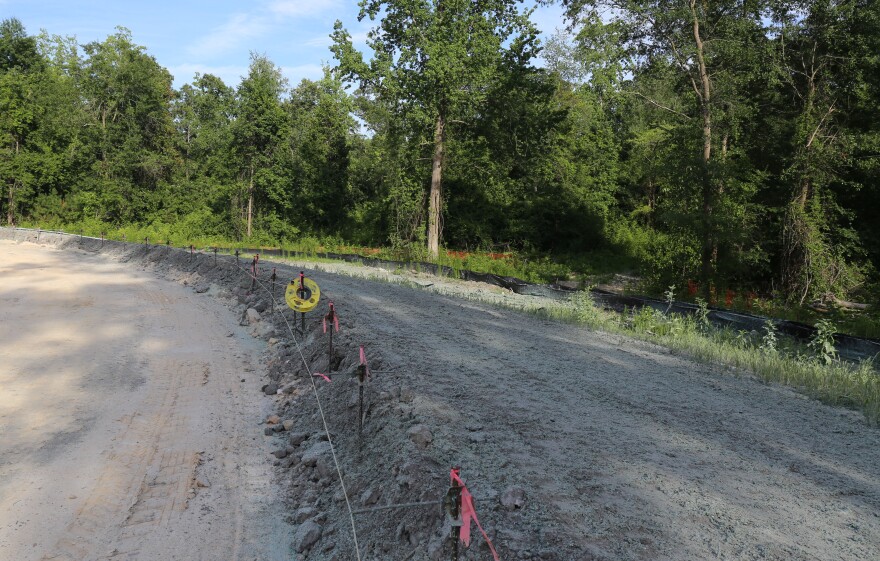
[1,0,878,305]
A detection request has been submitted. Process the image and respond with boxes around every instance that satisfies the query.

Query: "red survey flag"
[312,372,331,383]
[359,345,370,377]
[323,302,340,333]
[450,469,499,560]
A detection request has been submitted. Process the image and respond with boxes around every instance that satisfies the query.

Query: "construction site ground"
[1,232,878,561]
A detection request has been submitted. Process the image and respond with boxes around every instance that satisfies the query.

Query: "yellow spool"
[285,276,321,312]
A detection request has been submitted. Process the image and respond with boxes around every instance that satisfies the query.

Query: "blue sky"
[2,0,567,89]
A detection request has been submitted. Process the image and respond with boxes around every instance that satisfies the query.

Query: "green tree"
[231,53,289,239]
[561,0,771,294]
[169,73,236,234]
[332,0,540,258]
[286,70,354,234]
[79,28,177,223]
[0,18,43,72]
[768,0,877,303]
[0,18,46,225]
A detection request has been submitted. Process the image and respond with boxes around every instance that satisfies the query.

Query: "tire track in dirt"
[42,290,203,561]
[1,243,285,561]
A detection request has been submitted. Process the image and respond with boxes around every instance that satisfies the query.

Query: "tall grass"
[550,294,880,424]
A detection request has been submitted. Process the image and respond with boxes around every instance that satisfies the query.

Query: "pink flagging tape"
[359,345,370,377]
[450,469,499,561]
[323,302,340,334]
[312,372,331,383]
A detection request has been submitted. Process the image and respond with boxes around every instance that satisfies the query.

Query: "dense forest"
[1,0,878,307]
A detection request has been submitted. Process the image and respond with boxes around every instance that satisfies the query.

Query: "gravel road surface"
[1,233,878,561]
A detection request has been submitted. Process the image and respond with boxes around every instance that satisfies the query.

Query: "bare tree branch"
[628,90,692,120]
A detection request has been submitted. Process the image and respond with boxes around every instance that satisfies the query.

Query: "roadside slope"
[298,266,880,560]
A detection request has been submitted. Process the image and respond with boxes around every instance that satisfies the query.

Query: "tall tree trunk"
[7,139,20,226]
[781,83,833,304]
[428,112,445,259]
[691,0,714,300]
[6,181,14,226]
[246,164,254,238]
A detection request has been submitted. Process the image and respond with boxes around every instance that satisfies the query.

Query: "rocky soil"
[2,228,879,561]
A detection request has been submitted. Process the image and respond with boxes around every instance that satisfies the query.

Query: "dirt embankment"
[2,229,879,561]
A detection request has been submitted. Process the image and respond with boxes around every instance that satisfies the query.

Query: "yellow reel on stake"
[285,275,321,312]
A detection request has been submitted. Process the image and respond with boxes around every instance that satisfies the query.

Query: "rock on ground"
[294,520,323,553]
[407,424,433,448]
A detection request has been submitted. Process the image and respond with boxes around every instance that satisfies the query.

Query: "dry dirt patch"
[0,241,287,560]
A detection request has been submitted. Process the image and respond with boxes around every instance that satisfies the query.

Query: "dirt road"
[0,241,287,560]
[2,233,879,561]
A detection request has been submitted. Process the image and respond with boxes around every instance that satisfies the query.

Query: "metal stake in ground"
[101,232,105,249]
[144,237,149,251]
[235,249,240,267]
[270,268,277,313]
[325,301,338,371]
[190,244,194,259]
[213,247,218,266]
[298,272,306,333]
[357,362,367,433]
[445,467,463,561]
[250,254,260,294]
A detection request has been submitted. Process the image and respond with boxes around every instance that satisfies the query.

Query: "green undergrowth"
[39,220,577,283]
[556,292,880,424]
[21,221,880,339]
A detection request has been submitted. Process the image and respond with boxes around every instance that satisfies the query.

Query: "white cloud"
[186,13,272,58]
[303,34,333,48]
[268,0,342,18]
[281,63,325,83]
[177,0,367,89]
[186,0,345,59]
